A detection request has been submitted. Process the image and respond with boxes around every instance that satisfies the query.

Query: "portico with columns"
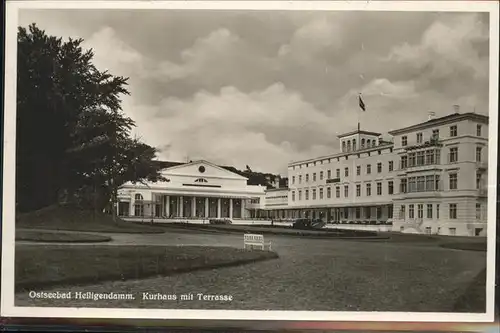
[117,160,265,220]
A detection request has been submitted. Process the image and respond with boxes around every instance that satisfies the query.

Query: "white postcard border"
[2,0,498,323]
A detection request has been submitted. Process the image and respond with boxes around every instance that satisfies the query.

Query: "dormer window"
[194,178,208,183]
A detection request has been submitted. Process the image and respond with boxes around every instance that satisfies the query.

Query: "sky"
[18,7,490,175]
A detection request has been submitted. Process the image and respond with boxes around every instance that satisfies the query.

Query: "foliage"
[16,24,163,213]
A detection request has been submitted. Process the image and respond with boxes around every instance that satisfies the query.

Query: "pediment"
[162,160,247,180]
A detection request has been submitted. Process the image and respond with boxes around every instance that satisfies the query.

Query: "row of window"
[291,180,395,201]
[290,148,394,170]
[400,146,483,169]
[400,124,483,147]
[341,137,378,152]
[398,203,482,220]
[291,161,395,184]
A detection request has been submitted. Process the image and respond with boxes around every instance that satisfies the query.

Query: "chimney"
[453,104,460,114]
[428,111,436,121]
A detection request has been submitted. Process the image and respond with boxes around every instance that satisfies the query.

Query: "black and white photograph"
[1,0,498,322]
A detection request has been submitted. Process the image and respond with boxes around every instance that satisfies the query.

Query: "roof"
[388,112,489,135]
[337,129,381,139]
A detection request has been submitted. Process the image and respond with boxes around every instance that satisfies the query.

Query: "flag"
[358,94,366,111]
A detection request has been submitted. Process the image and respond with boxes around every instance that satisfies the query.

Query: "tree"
[16,24,163,214]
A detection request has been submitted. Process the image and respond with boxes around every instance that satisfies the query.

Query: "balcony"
[476,161,487,170]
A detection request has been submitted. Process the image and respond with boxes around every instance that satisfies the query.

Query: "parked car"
[292,218,326,230]
[209,218,232,225]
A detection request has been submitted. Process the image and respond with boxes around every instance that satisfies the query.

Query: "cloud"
[386,13,489,80]
[125,83,338,174]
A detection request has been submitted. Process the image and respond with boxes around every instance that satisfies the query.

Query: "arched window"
[361,138,365,148]
[342,141,346,152]
[352,139,357,151]
[194,178,208,183]
[135,194,143,201]
[372,140,376,147]
[367,139,371,147]
[347,140,351,151]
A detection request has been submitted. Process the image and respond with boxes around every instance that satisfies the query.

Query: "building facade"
[117,160,266,220]
[117,111,490,236]
[266,110,489,236]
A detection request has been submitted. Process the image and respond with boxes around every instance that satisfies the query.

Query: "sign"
[326,178,340,184]
[243,233,272,251]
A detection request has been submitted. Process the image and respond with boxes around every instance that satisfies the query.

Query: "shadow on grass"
[15,245,279,292]
[16,230,112,243]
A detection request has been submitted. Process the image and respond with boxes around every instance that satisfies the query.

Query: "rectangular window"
[476,172,482,189]
[313,173,317,182]
[400,178,407,193]
[377,207,382,219]
[356,166,361,176]
[449,147,458,163]
[292,176,295,184]
[409,153,416,167]
[425,227,432,235]
[417,132,423,143]
[417,151,425,166]
[356,184,361,197]
[388,205,393,218]
[135,204,144,216]
[327,170,331,179]
[401,156,408,169]
[409,204,415,219]
[313,189,317,200]
[345,167,349,177]
[417,204,423,219]
[432,129,440,140]
[336,169,340,178]
[425,149,434,165]
[298,190,302,200]
[476,146,482,162]
[305,190,309,200]
[355,208,361,219]
[299,175,302,184]
[417,176,425,192]
[476,203,481,219]
[408,177,416,193]
[389,161,394,171]
[344,185,349,197]
[427,204,433,219]
[320,171,324,180]
[435,175,441,191]
[377,182,382,195]
[377,162,382,173]
[327,187,331,198]
[306,174,309,182]
[402,136,407,146]
[450,125,458,137]
[292,191,296,201]
[399,205,406,219]
[449,173,458,190]
[319,188,323,199]
[366,183,372,196]
[388,181,394,195]
[449,203,457,219]
[367,164,371,174]
[436,204,440,219]
[477,124,482,136]
[449,228,456,236]
[336,186,340,198]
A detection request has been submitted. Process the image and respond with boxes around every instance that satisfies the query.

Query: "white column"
[229,198,233,218]
[217,198,221,218]
[205,197,209,218]
[165,195,170,218]
[130,195,135,216]
[179,196,184,217]
[192,196,196,218]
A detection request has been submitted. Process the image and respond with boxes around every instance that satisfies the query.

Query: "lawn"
[15,244,278,292]
[16,230,112,243]
[16,205,165,234]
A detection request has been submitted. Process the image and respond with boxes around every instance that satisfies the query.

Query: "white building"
[117,160,266,220]
[270,110,489,236]
[117,110,489,236]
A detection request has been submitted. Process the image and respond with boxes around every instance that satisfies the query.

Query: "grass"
[16,230,112,243]
[440,242,487,252]
[15,245,278,292]
[453,268,487,312]
[153,222,385,239]
[16,205,165,234]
